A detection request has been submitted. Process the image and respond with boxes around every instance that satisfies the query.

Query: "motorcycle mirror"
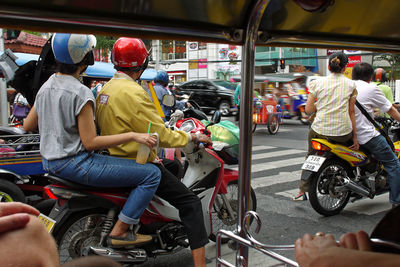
[211,110,221,123]
[162,94,175,107]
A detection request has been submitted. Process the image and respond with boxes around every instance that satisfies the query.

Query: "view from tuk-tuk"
[1,1,400,265]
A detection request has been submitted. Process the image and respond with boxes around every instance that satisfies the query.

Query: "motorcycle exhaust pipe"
[341,177,374,199]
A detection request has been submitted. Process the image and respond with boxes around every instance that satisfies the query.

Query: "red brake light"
[312,140,331,151]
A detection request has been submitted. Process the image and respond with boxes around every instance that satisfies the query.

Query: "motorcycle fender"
[50,196,118,235]
[301,170,313,181]
[218,169,238,194]
[0,168,25,183]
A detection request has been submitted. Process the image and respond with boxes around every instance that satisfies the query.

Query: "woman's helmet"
[155,70,169,85]
[373,68,387,82]
[112,38,149,70]
[51,33,96,65]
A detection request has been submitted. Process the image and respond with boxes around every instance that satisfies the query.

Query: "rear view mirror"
[162,94,175,107]
[211,110,221,123]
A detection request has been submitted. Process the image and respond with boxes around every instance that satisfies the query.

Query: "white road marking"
[233,157,305,172]
[251,149,305,160]
[276,187,391,215]
[250,170,301,189]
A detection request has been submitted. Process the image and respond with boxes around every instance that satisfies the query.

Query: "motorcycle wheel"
[54,209,108,264]
[308,159,351,216]
[267,114,280,135]
[0,179,25,203]
[209,180,257,243]
[218,101,231,116]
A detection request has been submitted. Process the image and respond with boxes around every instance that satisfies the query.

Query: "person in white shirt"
[352,62,400,206]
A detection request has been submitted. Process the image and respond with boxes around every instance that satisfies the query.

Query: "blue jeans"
[361,135,400,204]
[42,152,161,224]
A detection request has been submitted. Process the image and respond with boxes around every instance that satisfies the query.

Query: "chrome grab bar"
[216,211,298,267]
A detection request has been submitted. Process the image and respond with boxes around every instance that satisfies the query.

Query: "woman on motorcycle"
[293,52,359,201]
[23,33,161,247]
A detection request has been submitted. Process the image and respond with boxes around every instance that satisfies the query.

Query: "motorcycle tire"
[267,114,280,135]
[54,209,109,264]
[308,159,351,216]
[0,179,25,203]
[209,180,257,243]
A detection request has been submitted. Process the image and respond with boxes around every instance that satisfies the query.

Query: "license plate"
[38,213,56,233]
[301,155,326,172]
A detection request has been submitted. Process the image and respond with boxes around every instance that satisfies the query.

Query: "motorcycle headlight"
[180,120,196,132]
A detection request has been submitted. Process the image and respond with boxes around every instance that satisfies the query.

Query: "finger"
[295,238,303,252]
[0,213,30,233]
[339,232,358,249]
[325,234,336,242]
[315,232,324,237]
[0,202,40,217]
[303,233,313,241]
[356,230,371,251]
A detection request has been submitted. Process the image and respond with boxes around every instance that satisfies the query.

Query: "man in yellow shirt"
[96,37,211,267]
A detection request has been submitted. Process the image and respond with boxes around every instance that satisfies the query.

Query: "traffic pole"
[0,29,9,126]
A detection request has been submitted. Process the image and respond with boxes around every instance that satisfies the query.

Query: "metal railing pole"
[237,0,270,266]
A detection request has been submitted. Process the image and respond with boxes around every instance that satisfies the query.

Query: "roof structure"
[4,32,47,54]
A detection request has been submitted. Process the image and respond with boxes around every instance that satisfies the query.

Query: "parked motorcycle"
[43,111,257,264]
[0,126,49,204]
[302,117,400,216]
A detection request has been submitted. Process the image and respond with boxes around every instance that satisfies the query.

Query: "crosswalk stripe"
[251,149,305,160]
[251,145,276,151]
[232,157,305,172]
[251,170,301,189]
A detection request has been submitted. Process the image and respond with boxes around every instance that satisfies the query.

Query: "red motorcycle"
[42,111,257,264]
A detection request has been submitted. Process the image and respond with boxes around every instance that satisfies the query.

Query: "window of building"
[161,40,187,60]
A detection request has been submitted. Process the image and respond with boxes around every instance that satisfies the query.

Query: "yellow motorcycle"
[302,131,400,216]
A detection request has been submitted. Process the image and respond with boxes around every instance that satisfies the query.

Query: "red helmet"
[373,68,387,82]
[112,38,149,68]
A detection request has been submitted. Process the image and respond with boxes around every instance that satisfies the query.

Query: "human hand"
[134,133,158,149]
[0,202,40,234]
[295,232,338,267]
[339,230,371,251]
[197,134,212,145]
[348,136,359,151]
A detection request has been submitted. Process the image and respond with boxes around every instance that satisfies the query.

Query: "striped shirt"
[310,73,357,136]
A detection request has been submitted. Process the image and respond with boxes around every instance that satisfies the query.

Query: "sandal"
[107,231,152,248]
[293,192,307,201]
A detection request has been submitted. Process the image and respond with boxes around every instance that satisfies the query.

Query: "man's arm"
[387,105,400,122]
[348,96,359,150]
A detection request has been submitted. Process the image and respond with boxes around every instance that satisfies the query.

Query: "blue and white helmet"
[51,33,97,65]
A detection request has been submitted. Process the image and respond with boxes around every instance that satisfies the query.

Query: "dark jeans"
[155,159,209,250]
[362,135,400,204]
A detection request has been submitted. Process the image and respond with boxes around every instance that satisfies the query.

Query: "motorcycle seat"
[45,173,131,192]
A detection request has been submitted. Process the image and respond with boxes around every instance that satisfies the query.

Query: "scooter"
[42,112,257,264]
[280,92,309,125]
[302,117,400,216]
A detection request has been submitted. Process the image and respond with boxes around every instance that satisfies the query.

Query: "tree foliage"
[96,35,117,51]
[373,53,400,80]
